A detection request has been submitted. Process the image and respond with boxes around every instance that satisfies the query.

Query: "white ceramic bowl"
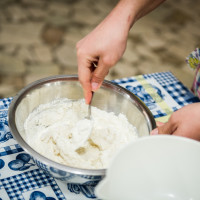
[95,135,200,200]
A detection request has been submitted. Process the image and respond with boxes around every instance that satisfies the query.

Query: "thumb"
[157,121,176,135]
[150,121,164,135]
[91,57,110,91]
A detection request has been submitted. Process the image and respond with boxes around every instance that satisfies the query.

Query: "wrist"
[116,0,166,28]
[113,0,137,30]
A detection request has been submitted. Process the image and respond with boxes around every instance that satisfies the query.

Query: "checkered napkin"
[113,71,199,122]
[0,98,12,109]
[0,71,199,200]
[0,99,95,200]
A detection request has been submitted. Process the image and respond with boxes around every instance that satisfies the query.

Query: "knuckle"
[76,45,85,57]
[76,48,83,57]
[101,56,115,67]
[76,41,81,51]
[157,123,169,134]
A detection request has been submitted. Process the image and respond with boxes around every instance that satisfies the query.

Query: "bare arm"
[77,0,166,104]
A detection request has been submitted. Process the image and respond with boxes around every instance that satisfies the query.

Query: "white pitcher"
[95,135,200,200]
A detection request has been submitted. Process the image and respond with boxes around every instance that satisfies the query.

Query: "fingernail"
[91,82,99,91]
[151,128,158,135]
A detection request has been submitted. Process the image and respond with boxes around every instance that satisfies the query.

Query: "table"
[0,71,199,200]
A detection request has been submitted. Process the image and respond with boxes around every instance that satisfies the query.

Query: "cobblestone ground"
[0,0,200,98]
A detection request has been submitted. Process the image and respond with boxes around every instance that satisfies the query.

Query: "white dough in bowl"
[24,98,138,169]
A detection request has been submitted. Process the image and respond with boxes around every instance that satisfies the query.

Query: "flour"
[24,98,138,169]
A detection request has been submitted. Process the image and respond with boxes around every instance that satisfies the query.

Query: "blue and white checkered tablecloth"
[0,72,199,200]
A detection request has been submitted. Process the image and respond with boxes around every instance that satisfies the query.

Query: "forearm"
[107,0,166,31]
[132,0,166,21]
[77,0,166,103]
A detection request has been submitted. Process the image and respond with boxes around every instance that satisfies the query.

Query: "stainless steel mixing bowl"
[8,75,156,185]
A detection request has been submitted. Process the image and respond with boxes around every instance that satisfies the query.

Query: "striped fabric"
[186,48,200,98]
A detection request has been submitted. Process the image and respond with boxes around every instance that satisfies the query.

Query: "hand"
[76,1,131,104]
[151,103,200,141]
[76,0,166,104]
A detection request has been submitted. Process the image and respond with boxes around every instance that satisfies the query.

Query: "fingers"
[151,104,200,141]
[77,52,93,104]
[91,57,110,91]
[157,121,175,135]
[151,128,158,135]
[77,35,119,103]
[150,120,175,135]
[77,54,110,103]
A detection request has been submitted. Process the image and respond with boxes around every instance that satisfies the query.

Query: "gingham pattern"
[113,71,199,118]
[143,71,178,86]
[147,104,179,119]
[0,144,24,157]
[67,183,97,199]
[113,71,178,86]
[112,77,137,85]
[163,82,200,107]
[0,169,65,200]
[0,72,199,200]
[151,110,166,118]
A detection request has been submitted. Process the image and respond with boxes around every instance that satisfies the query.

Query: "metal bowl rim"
[8,74,156,176]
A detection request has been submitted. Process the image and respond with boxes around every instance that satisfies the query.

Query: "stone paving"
[0,0,200,98]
